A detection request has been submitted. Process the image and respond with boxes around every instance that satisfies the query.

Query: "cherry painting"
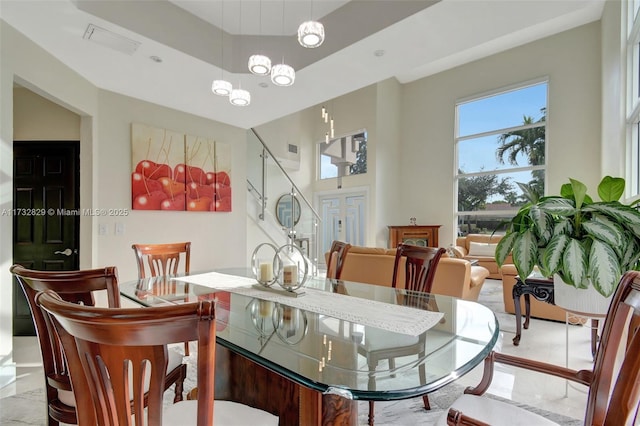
[131,123,232,212]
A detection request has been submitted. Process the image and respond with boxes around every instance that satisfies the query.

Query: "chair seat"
[361,326,419,351]
[58,349,184,407]
[164,399,279,425]
[437,394,559,426]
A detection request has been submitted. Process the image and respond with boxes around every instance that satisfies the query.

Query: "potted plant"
[495,176,640,313]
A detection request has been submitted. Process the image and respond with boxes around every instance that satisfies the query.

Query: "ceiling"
[1,0,605,129]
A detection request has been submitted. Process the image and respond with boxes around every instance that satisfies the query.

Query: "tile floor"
[0,279,595,421]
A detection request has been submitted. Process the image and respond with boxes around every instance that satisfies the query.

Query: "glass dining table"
[119,269,499,425]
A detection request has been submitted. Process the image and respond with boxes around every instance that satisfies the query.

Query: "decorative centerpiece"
[251,242,309,297]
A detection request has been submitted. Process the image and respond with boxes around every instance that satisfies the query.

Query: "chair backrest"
[583,270,640,425]
[36,291,217,426]
[132,242,191,278]
[327,240,352,279]
[9,264,121,425]
[391,244,446,293]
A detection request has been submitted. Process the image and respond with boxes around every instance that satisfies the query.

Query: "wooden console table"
[388,225,440,248]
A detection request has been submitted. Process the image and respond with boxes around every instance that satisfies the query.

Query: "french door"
[318,190,366,267]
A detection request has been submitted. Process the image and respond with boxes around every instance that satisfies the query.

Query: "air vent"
[288,144,298,154]
[83,24,140,55]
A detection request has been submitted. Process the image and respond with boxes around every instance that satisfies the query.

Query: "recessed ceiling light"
[150,55,163,63]
[374,50,385,57]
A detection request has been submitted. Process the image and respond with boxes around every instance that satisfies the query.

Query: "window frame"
[626,1,640,198]
[454,79,549,236]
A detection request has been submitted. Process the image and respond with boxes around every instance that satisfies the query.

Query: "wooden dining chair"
[9,264,188,425]
[132,241,191,278]
[327,240,351,280]
[364,244,446,425]
[446,270,640,426]
[132,241,192,354]
[36,290,279,426]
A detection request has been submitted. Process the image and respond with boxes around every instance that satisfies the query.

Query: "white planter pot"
[553,274,613,316]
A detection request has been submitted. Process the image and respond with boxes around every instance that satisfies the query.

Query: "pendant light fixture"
[212,0,232,96]
[229,87,251,106]
[231,0,251,106]
[271,0,295,86]
[248,0,271,75]
[298,0,324,48]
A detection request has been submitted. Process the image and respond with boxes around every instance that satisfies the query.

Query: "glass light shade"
[229,88,251,106]
[212,79,232,96]
[248,54,271,75]
[271,63,295,87]
[297,21,324,48]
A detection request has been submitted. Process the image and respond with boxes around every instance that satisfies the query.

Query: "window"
[455,81,548,236]
[627,2,640,197]
[319,130,367,180]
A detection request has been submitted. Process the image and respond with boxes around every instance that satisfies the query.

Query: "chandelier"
[248,54,271,76]
[271,63,295,86]
[229,88,251,106]
[212,80,232,96]
[212,0,232,96]
[297,20,324,48]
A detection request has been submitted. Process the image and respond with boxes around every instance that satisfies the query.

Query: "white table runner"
[173,272,444,336]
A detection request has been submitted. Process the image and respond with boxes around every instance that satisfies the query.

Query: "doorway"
[318,190,367,268]
[12,141,80,335]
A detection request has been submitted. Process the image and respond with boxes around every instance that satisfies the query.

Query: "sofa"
[454,234,513,279]
[333,245,490,302]
[501,264,568,322]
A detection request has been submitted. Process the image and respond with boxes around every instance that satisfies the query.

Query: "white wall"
[401,22,603,247]
[94,90,248,282]
[0,20,248,361]
[1,20,98,359]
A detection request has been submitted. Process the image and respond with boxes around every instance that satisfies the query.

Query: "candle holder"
[275,243,309,293]
[272,303,308,345]
[251,242,309,297]
[251,243,279,287]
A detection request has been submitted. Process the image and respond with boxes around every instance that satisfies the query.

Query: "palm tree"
[496,108,546,198]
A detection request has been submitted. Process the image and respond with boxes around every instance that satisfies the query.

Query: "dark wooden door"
[13,141,80,335]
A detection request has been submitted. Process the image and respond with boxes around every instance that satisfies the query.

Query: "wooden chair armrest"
[493,352,593,386]
[447,409,491,426]
[461,351,593,398]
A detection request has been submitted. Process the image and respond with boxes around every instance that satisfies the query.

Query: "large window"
[319,130,367,180]
[627,2,640,197]
[455,81,548,236]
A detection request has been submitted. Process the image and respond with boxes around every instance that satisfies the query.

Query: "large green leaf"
[569,178,588,210]
[542,233,569,274]
[528,205,553,244]
[588,239,621,297]
[588,203,640,230]
[495,232,517,267]
[597,176,625,202]
[561,238,588,287]
[538,198,576,216]
[621,237,640,271]
[553,218,573,236]
[511,230,538,280]
[582,219,622,247]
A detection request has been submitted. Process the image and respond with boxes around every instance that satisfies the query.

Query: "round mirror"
[275,194,301,227]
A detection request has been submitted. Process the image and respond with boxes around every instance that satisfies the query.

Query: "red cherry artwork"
[135,160,157,177]
[215,196,232,212]
[131,172,163,199]
[187,197,213,211]
[186,182,215,200]
[158,177,185,197]
[160,194,186,211]
[133,191,168,210]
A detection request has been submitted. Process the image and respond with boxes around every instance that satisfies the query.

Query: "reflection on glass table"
[119,269,499,424]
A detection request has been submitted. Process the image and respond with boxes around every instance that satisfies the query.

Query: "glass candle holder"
[251,243,279,287]
[275,244,309,292]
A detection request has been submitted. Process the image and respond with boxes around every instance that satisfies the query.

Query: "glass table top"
[119,269,499,401]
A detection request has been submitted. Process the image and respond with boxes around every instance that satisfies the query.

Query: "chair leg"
[368,400,375,426]
[173,364,187,403]
[422,394,431,410]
